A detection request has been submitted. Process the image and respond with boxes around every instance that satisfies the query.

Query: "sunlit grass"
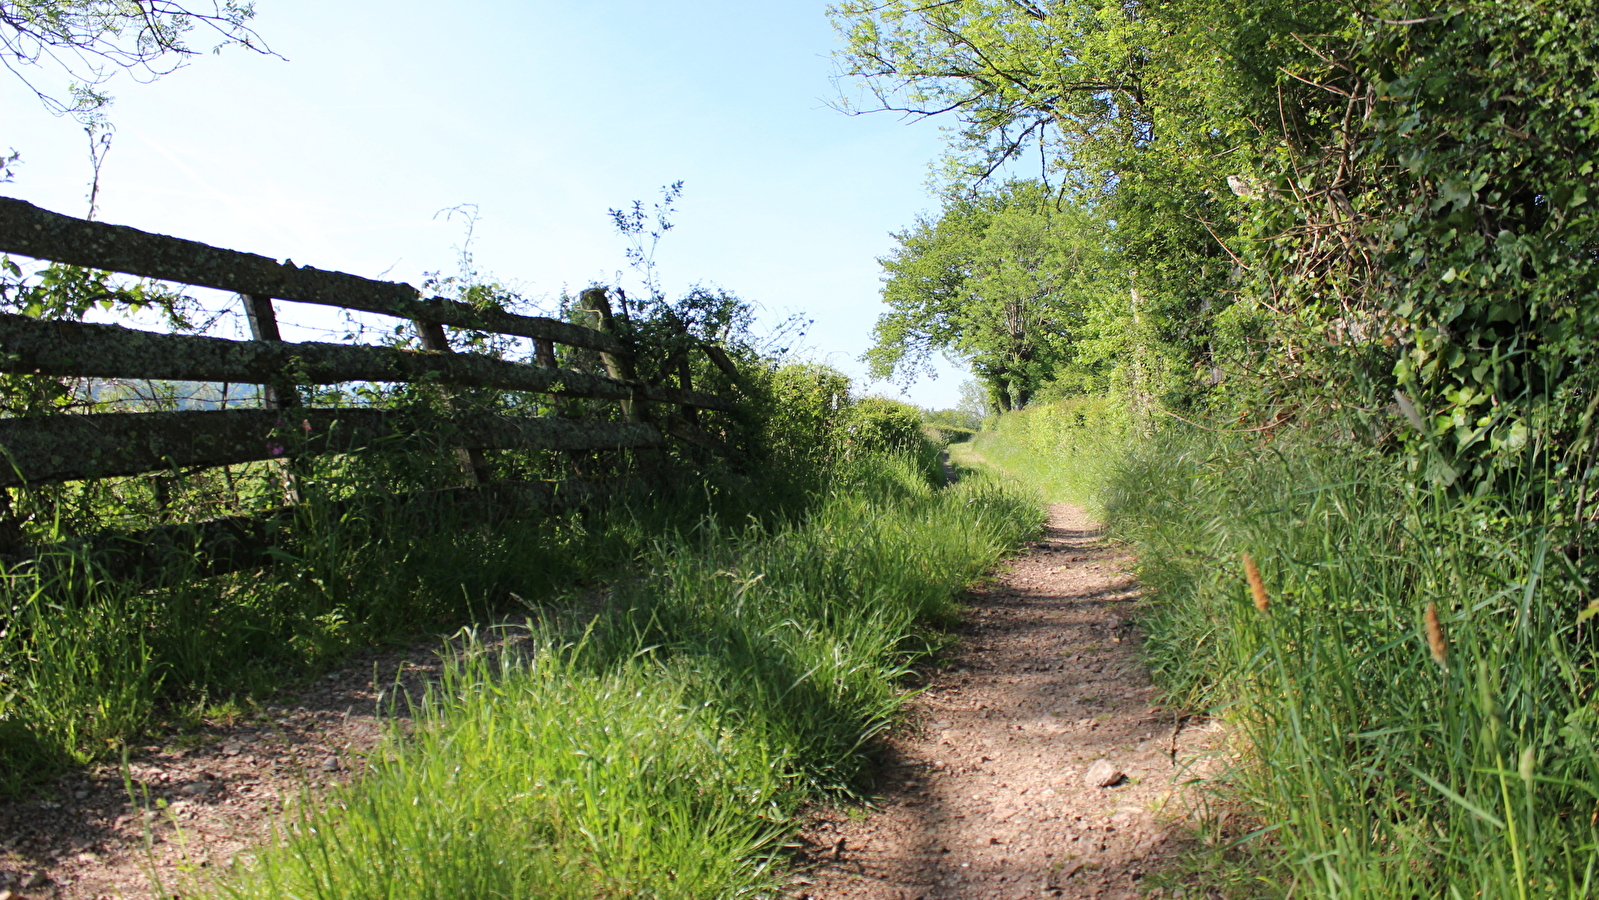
[201,454,1041,899]
[957,396,1128,507]
[1103,431,1599,898]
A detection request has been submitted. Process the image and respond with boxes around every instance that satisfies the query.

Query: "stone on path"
[1083,758,1125,788]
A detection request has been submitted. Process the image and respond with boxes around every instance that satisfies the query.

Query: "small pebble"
[1083,758,1126,788]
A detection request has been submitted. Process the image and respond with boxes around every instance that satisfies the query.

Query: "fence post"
[243,294,302,409]
[533,337,557,369]
[580,288,665,483]
[677,348,699,426]
[578,288,644,422]
[414,319,489,486]
[0,492,27,556]
[700,343,743,390]
[243,294,303,503]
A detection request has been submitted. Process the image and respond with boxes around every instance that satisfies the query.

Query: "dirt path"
[791,503,1222,900]
[3,502,1223,900]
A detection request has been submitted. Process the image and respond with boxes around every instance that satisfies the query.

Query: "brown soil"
[789,503,1225,900]
[0,640,447,900]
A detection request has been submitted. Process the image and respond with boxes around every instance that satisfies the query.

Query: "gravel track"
[790,503,1225,900]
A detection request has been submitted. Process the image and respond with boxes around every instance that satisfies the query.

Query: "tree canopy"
[835,0,1599,491]
[866,180,1116,411]
[831,0,1337,413]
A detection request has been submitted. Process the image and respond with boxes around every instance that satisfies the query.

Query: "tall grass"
[1101,432,1599,898]
[205,454,1040,899]
[0,474,795,793]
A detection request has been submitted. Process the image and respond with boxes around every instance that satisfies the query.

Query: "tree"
[1,1,270,117]
[830,0,1351,414]
[835,0,1599,495]
[865,180,1115,411]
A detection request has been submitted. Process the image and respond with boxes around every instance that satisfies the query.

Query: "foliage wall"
[835,0,1599,496]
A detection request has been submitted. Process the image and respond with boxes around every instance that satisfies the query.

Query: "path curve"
[792,503,1221,900]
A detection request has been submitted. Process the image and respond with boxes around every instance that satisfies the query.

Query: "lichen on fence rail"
[0,313,732,411]
[0,198,742,578]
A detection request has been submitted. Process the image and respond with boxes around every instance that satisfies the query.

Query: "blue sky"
[0,0,972,407]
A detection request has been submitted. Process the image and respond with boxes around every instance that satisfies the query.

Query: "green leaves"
[837,0,1599,500]
[865,180,1118,410]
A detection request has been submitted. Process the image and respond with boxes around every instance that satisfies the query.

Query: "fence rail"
[0,197,745,578]
[0,198,629,354]
[0,408,666,487]
[0,313,732,411]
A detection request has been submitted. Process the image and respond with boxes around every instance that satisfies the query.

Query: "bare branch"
[0,0,278,115]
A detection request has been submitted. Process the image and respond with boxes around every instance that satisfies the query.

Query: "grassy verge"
[968,400,1599,896]
[198,454,1040,899]
[1103,433,1599,897]
[0,474,803,793]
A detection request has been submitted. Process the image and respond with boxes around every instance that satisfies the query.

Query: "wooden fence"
[0,197,743,581]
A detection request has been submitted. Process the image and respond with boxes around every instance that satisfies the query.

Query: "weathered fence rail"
[0,196,744,579]
[0,198,628,354]
[0,408,667,487]
[0,313,732,412]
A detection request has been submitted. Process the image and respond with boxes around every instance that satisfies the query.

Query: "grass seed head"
[1242,553,1269,614]
[1425,602,1448,670]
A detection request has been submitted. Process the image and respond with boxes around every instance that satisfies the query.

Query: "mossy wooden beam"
[0,407,664,486]
[0,197,628,355]
[0,313,732,410]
